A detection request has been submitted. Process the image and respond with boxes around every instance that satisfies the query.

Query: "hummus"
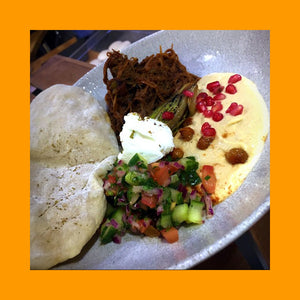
[174,73,269,202]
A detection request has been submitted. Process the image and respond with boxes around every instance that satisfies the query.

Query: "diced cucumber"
[162,187,171,201]
[125,171,148,186]
[127,186,140,205]
[187,200,204,224]
[160,214,173,229]
[128,153,147,168]
[172,203,188,226]
[170,188,183,204]
[105,202,115,218]
[100,208,125,244]
[112,207,124,224]
[100,221,118,244]
[170,174,180,185]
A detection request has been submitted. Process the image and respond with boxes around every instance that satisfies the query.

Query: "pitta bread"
[30,156,116,269]
[30,84,119,167]
[30,84,119,269]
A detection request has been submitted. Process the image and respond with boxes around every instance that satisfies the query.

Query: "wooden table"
[30,54,95,99]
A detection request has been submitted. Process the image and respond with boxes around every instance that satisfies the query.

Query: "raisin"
[225,148,249,165]
[197,136,215,150]
[183,117,193,127]
[170,147,184,160]
[179,127,194,141]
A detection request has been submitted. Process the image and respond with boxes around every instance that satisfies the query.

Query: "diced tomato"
[168,162,182,175]
[148,163,170,187]
[148,162,181,187]
[201,165,217,194]
[136,219,151,233]
[141,193,158,209]
[161,227,179,243]
[107,174,116,184]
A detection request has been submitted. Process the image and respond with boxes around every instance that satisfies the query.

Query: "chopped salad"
[101,153,215,244]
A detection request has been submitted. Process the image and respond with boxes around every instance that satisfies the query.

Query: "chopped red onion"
[129,165,138,172]
[157,205,164,215]
[159,161,166,168]
[112,234,122,244]
[202,192,214,218]
[126,215,134,225]
[109,218,119,229]
[146,187,162,196]
[103,180,111,190]
[173,161,184,169]
[178,184,187,198]
[116,170,126,177]
[118,196,126,203]
[189,189,197,200]
[157,189,163,202]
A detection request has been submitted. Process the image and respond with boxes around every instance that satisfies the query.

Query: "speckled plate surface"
[53,30,270,270]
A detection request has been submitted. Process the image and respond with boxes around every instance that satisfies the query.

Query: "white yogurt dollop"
[118,113,174,164]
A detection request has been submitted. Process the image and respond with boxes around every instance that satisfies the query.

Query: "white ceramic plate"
[53,30,270,269]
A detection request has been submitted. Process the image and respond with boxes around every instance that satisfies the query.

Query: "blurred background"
[30,30,158,100]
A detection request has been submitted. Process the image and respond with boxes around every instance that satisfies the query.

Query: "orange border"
[1,0,296,299]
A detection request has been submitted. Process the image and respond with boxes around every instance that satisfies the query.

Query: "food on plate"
[30,43,269,267]
[97,48,269,245]
[118,112,174,164]
[103,48,199,138]
[30,156,115,269]
[30,84,119,167]
[149,85,198,134]
[101,153,206,244]
[101,53,268,243]
[30,84,119,269]
[173,73,269,203]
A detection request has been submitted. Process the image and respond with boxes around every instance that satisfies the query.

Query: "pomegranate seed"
[162,111,175,120]
[226,102,243,116]
[203,110,213,118]
[213,93,226,101]
[206,81,220,92]
[211,102,223,113]
[183,90,194,97]
[202,127,216,137]
[230,105,244,116]
[211,85,224,95]
[197,92,208,101]
[197,99,207,106]
[226,102,238,113]
[201,122,216,136]
[225,84,237,94]
[228,74,242,84]
[196,102,207,113]
[212,112,224,122]
[205,96,214,106]
[201,122,211,133]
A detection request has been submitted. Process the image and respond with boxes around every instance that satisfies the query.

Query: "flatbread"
[30,84,119,167]
[30,156,116,269]
[30,84,119,269]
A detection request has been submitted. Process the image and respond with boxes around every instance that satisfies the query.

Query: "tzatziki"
[118,112,174,164]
